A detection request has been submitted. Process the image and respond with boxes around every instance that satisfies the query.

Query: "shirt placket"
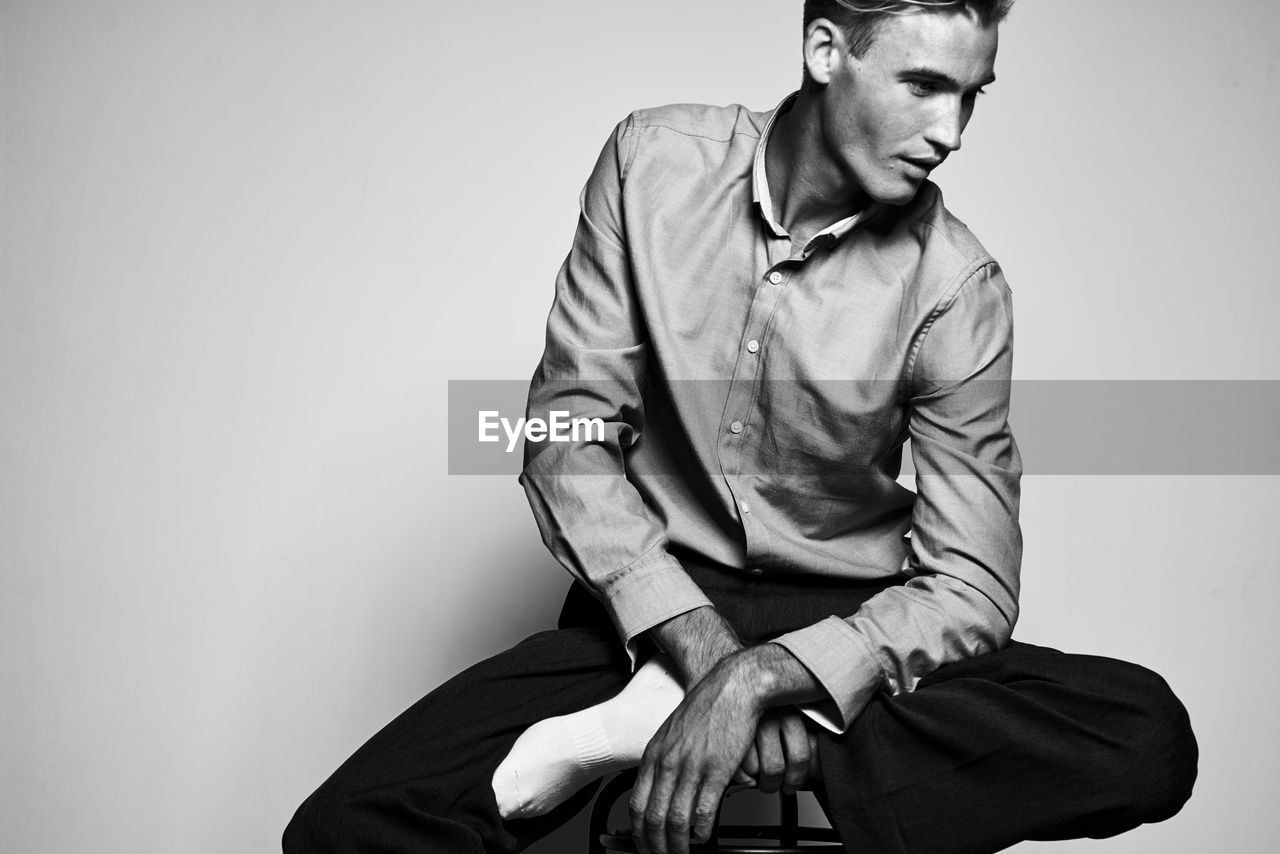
[717,231,796,575]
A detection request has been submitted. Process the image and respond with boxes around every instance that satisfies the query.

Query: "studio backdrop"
[2,2,1277,852]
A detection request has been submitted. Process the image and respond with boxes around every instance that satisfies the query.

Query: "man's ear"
[802,18,845,86]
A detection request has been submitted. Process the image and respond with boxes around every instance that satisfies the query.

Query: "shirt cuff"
[770,616,885,733]
[601,547,714,669]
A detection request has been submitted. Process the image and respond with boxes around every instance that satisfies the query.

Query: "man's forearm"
[648,606,743,687]
[651,608,828,709]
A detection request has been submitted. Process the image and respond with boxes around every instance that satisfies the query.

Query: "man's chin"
[872,183,922,206]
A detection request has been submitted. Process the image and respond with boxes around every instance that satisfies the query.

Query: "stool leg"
[780,792,799,847]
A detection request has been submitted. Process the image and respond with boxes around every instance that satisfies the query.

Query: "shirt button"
[739,500,751,514]
[749,567,765,576]
[768,271,783,285]
[746,339,760,354]
[729,420,744,434]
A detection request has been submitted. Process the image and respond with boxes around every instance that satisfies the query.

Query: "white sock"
[492,654,685,820]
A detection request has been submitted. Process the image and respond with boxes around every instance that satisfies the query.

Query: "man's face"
[816,11,999,205]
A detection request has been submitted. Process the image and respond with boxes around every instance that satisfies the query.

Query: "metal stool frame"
[588,770,844,853]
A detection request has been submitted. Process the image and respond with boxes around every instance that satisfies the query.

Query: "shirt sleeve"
[772,260,1022,732]
[519,116,713,658]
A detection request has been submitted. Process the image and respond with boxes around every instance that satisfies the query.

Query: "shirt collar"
[752,91,882,253]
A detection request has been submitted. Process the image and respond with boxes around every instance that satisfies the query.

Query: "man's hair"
[803,0,1013,62]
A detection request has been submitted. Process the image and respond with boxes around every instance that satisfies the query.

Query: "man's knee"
[282,781,354,854]
[1113,663,1198,824]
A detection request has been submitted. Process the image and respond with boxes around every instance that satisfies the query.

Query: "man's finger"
[755,715,785,794]
[640,751,684,854]
[629,745,660,854]
[664,771,701,854]
[690,767,732,847]
[739,743,760,778]
[691,779,724,845]
[779,712,811,794]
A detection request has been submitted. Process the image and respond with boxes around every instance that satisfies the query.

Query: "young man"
[285,2,1197,852]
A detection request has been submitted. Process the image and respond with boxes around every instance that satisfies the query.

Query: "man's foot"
[492,655,685,819]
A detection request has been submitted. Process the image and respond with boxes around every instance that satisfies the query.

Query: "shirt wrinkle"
[637,123,763,145]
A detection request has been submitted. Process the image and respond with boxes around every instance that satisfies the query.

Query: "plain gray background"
[3,1,1278,851]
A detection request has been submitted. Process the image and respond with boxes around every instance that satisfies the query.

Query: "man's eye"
[907,81,938,96]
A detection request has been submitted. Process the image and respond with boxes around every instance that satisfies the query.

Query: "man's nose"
[926,99,964,153]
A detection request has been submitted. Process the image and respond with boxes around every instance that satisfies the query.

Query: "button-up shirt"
[520,94,1022,731]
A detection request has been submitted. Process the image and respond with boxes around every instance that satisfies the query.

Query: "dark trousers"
[284,555,1197,854]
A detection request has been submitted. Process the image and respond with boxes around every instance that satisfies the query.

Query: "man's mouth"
[900,155,943,177]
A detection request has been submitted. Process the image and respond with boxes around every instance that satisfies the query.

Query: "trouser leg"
[285,550,1199,853]
[813,641,1198,854]
[672,552,1198,852]
[282,622,631,854]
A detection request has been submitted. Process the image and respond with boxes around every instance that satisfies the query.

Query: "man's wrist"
[724,643,827,709]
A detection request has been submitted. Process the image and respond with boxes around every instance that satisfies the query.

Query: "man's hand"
[629,641,830,853]
[628,652,762,854]
[737,708,814,795]
[648,606,744,688]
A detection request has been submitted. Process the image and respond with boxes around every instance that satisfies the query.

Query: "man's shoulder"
[622,101,767,146]
[894,181,999,272]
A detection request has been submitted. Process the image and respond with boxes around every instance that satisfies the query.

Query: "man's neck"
[765,89,870,247]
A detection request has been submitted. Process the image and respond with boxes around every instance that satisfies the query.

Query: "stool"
[588,769,844,852]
